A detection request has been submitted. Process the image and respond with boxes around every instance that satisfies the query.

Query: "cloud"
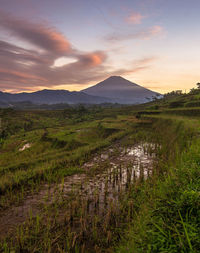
[0,10,72,55]
[0,11,157,92]
[0,68,47,83]
[109,57,157,76]
[0,40,108,87]
[133,57,158,65]
[105,25,163,42]
[149,25,163,36]
[125,11,144,24]
[77,52,107,67]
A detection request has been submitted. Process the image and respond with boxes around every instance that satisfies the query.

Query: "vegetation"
[117,117,200,252]
[1,86,200,252]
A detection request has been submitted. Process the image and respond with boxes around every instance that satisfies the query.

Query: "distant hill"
[0,89,111,106]
[0,76,161,107]
[82,76,160,104]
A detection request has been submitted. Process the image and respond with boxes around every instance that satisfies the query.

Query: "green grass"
[1,104,200,252]
[0,108,138,207]
[116,116,200,253]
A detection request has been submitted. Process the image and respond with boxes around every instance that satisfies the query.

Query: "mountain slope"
[82,76,160,104]
[0,90,111,105]
[0,76,161,106]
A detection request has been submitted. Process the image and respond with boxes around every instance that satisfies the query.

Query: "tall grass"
[117,117,200,253]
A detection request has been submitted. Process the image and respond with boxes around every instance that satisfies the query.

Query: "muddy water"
[0,142,155,239]
[78,143,155,214]
[0,174,87,238]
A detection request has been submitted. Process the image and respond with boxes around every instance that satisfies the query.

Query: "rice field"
[1,106,200,252]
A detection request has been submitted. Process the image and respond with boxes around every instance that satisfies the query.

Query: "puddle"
[80,143,155,213]
[0,142,156,239]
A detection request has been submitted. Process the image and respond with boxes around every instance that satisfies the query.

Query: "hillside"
[82,76,160,104]
[0,76,161,106]
[0,89,111,105]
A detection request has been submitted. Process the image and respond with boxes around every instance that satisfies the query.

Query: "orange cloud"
[126,11,144,24]
[79,52,107,67]
[91,54,103,66]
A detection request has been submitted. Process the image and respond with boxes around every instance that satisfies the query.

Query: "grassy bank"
[117,116,200,253]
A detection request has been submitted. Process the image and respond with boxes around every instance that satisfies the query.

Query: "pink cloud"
[126,11,144,24]
[149,25,163,36]
[105,25,163,42]
[0,10,72,55]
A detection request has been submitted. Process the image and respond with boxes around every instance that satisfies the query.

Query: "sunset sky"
[0,0,200,94]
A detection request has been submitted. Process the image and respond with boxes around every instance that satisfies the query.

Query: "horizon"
[0,75,163,94]
[0,0,200,94]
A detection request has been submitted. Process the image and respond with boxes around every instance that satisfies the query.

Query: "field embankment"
[117,115,200,253]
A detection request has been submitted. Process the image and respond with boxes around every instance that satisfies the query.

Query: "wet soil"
[0,142,156,239]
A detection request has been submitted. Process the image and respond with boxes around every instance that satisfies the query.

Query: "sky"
[0,0,200,94]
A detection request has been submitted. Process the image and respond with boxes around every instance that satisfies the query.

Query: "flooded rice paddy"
[0,142,156,239]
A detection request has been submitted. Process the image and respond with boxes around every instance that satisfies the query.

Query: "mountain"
[82,76,160,104]
[0,76,161,107]
[0,89,111,105]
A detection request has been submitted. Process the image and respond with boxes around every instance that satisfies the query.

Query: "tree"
[196,83,200,89]
[145,97,151,102]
